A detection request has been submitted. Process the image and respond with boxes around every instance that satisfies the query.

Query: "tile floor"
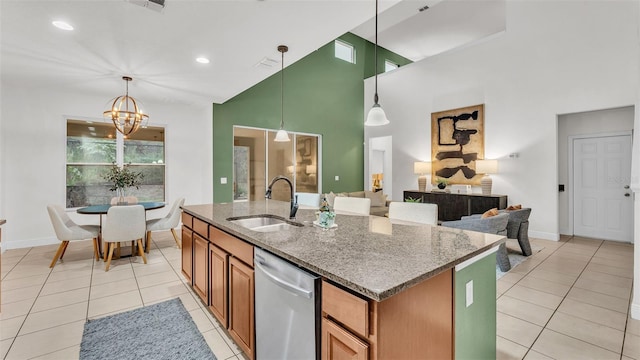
[497,236,638,360]
[0,232,638,360]
[1,231,244,360]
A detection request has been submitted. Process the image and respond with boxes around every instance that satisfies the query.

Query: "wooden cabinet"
[322,318,368,360]
[404,190,507,221]
[209,244,228,328]
[229,257,255,360]
[181,227,193,284]
[321,270,453,360]
[181,211,255,360]
[193,233,209,302]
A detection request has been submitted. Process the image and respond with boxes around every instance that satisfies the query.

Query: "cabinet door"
[181,227,193,284]
[229,257,255,360]
[209,244,228,328]
[322,318,368,360]
[193,233,208,303]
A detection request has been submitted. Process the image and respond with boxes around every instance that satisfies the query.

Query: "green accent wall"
[455,252,497,360]
[212,33,412,203]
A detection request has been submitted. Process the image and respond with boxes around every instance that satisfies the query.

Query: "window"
[335,40,356,64]
[385,60,399,72]
[66,120,165,207]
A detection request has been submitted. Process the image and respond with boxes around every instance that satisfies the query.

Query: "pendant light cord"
[281,49,284,130]
[374,0,379,104]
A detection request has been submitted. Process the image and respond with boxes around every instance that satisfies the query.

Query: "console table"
[403,191,507,221]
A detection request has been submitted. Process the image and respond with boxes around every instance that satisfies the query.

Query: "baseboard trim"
[2,237,58,251]
[529,230,559,241]
[631,302,640,320]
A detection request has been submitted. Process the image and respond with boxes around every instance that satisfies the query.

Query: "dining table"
[77,202,166,258]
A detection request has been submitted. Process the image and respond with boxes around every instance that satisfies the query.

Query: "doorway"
[368,136,392,197]
[572,134,633,242]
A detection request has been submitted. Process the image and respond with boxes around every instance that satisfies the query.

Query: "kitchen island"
[182,201,504,359]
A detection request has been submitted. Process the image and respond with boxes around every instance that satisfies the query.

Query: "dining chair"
[388,202,438,225]
[46,205,100,268]
[333,197,371,215]
[102,205,147,271]
[146,198,185,252]
[294,192,321,208]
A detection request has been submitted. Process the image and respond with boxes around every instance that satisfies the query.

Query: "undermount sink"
[227,215,303,233]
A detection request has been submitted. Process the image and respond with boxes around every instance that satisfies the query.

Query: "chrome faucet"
[265,175,298,220]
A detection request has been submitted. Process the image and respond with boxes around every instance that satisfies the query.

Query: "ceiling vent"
[127,0,165,13]
[255,57,279,69]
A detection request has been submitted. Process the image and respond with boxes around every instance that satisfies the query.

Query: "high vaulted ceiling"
[0,0,505,108]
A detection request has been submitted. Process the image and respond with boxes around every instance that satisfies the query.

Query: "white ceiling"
[0,0,505,108]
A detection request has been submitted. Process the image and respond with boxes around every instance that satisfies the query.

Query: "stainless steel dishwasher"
[254,248,320,360]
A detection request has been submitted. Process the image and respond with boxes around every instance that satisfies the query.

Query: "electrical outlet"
[466,280,474,307]
[335,175,340,181]
[220,177,227,184]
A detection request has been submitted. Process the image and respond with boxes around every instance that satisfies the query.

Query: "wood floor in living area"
[0,231,638,359]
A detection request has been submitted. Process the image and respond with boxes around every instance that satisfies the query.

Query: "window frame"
[334,39,356,64]
[65,118,166,208]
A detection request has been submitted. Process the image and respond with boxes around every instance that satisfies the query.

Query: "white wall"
[365,0,639,241]
[0,80,213,249]
[557,106,634,235]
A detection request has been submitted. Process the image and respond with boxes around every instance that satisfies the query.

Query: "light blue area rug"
[496,242,542,279]
[80,298,216,360]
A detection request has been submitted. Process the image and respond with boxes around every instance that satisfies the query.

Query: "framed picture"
[431,104,484,185]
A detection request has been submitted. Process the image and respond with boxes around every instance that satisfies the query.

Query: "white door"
[573,134,633,242]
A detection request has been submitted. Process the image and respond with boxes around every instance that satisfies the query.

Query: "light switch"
[220,177,227,184]
[466,280,473,307]
[335,175,340,181]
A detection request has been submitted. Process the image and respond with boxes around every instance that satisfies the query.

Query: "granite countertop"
[182,201,504,301]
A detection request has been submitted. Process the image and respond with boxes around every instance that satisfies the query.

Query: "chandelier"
[103,76,148,136]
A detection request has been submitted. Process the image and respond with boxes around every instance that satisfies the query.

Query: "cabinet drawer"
[182,212,193,229]
[210,226,253,266]
[322,281,369,339]
[193,217,209,238]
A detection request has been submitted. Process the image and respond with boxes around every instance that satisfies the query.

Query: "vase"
[116,188,128,205]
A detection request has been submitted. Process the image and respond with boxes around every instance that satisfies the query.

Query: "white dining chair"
[102,205,147,271]
[146,197,185,252]
[46,205,101,268]
[333,197,371,215]
[388,202,438,225]
[294,192,321,208]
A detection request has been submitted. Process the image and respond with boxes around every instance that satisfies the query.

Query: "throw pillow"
[506,204,522,210]
[350,191,366,198]
[481,208,499,218]
[365,191,386,207]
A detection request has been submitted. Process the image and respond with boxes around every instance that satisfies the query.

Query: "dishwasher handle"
[255,260,313,299]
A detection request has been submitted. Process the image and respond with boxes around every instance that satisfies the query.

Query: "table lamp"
[475,159,498,195]
[413,161,431,192]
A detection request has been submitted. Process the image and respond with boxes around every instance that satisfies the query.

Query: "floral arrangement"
[103,163,143,193]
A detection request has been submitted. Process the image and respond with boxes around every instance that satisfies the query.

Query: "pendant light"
[274,45,291,142]
[103,76,149,136]
[365,0,390,126]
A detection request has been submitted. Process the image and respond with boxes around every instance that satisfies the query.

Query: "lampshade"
[413,161,431,175]
[306,165,317,175]
[274,129,290,142]
[103,76,148,136]
[366,104,389,126]
[475,159,498,174]
[274,45,291,142]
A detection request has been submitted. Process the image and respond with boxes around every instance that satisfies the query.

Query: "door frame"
[567,130,633,240]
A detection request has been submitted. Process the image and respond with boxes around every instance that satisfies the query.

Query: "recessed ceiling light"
[52,21,74,31]
[196,57,210,64]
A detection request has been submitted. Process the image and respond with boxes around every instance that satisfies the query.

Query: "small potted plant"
[436,178,448,190]
[103,163,144,204]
